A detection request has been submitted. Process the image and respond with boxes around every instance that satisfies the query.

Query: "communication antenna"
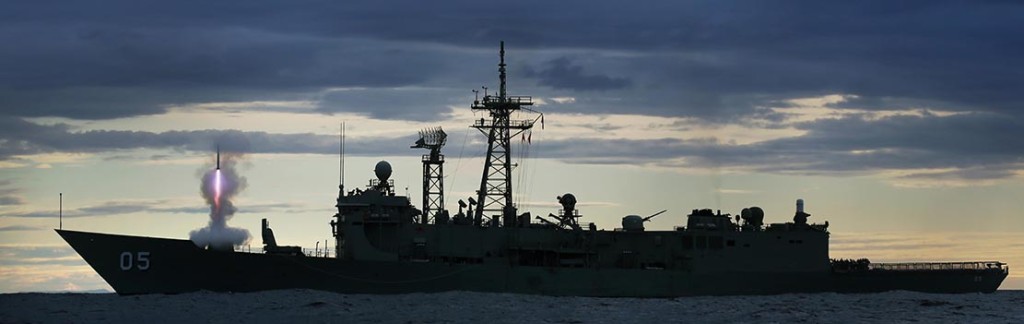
[59,193,62,230]
[339,122,346,194]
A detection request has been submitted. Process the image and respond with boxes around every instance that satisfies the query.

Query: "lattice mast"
[471,41,536,226]
[411,127,447,224]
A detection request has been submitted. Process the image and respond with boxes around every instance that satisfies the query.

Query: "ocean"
[2,290,1022,323]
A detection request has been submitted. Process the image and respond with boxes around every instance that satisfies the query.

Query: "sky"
[1,1,1023,292]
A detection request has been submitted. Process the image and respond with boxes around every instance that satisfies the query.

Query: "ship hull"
[832,270,1006,294]
[58,230,1007,296]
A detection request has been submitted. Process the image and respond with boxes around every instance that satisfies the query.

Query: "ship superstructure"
[58,43,1008,296]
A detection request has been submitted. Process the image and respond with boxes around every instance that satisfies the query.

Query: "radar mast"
[471,42,540,226]
[412,127,447,224]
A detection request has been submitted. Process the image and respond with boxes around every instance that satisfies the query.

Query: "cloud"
[0,117,416,160]
[0,225,42,232]
[0,195,23,205]
[716,189,757,195]
[315,87,461,121]
[512,111,1024,183]
[896,167,1016,182]
[0,1,1019,122]
[523,57,631,91]
[746,112,1024,174]
[0,246,76,263]
[2,199,311,219]
[0,27,452,120]
[1,1,1022,185]
[5,107,1024,184]
[0,180,23,205]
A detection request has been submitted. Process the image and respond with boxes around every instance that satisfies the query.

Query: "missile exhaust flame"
[214,169,222,213]
[190,148,250,251]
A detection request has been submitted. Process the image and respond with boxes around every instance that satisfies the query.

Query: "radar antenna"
[411,126,447,224]
[471,41,540,226]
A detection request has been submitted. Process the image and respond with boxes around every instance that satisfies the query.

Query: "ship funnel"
[261,218,278,247]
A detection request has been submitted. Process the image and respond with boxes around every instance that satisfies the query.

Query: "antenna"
[59,193,62,230]
[340,122,346,193]
[499,40,506,98]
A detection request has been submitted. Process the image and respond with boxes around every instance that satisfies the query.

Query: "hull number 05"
[119,252,150,271]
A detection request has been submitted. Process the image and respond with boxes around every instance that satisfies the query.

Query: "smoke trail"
[189,151,251,250]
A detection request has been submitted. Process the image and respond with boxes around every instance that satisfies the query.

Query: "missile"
[216,146,220,170]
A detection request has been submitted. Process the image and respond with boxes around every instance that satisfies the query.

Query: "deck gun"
[620,210,667,232]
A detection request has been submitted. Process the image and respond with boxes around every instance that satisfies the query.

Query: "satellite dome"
[374,161,392,182]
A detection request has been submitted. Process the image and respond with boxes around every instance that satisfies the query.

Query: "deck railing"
[868,261,1007,273]
[233,245,334,258]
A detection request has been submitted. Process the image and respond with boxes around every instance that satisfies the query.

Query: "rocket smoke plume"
[189,151,251,250]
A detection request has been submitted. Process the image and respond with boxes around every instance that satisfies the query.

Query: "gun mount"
[621,210,667,232]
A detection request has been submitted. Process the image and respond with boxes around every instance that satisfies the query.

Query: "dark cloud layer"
[0,26,451,120]
[1,1,1021,120]
[0,117,415,160]
[532,112,1024,181]
[6,109,1021,182]
[522,57,631,91]
[1,1,1022,182]
[316,88,461,121]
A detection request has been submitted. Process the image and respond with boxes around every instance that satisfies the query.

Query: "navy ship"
[58,43,1008,296]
